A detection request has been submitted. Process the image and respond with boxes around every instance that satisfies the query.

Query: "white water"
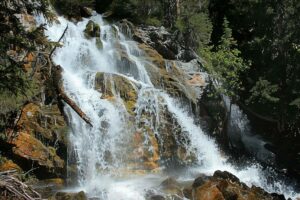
[42,14,299,199]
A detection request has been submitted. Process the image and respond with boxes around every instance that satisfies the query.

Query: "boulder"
[213,170,240,184]
[11,131,64,170]
[81,7,94,17]
[190,171,286,200]
[192,174,211,188]
[84,20,100,38]
[2,103,67,177]
[52,191,87,200]
[194,181,225,200]
[160,177,183,198]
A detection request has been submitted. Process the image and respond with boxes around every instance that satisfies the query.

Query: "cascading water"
[42,14,299,199]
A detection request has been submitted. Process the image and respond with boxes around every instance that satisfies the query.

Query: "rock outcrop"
[117,19,227,143]
[147,171,288,200]
[94,72,196,171]
[2,103,68,178]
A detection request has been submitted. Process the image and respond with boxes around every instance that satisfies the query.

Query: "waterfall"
[43,14,299,199]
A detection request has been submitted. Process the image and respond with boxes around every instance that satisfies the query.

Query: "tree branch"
[49,25,68,59]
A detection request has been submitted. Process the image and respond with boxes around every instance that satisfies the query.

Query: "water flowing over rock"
[39,13,300,200]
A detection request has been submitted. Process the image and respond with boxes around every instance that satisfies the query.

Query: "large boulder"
[190,171,285,200]
[84,20,101,38]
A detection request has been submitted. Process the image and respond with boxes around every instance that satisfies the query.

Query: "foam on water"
[42,14,299,199]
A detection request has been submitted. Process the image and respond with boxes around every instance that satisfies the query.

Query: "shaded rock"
[81,7,93,17]
[183,187,193,199]
[213,170,240,184]
[34,178,65,198]
[52,191,87,200]
[192,174,211,188]
[95,0,113,13]
[148,195,166,200]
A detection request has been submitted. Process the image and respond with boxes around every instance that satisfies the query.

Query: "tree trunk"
[53,65,93,127]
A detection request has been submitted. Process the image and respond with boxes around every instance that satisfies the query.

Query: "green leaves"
[246,78,279,104]
[201,18,249,99]
[290,98,300,108]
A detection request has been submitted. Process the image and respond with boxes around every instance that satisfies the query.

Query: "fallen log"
[53,65,93,127]
[57,87,93,127]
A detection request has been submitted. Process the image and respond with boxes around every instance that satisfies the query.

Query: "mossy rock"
[96,38,103,49]
[84,20,100,38]
[95,72,138,115]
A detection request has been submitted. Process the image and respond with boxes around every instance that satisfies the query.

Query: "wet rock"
[117,19,135,37]
[190,171,286,200]
[96,38,103,50]
[192,174,211,188]
[183,187,192,199]
[81,7,94,17]
[213,170,240,184]
[34,178,65,198]
[194,181,225,200]
[159,178,186,199]
[52,191,87,200]
[84,20,101,38]
[148,195,166,200]
[95,72,138,115]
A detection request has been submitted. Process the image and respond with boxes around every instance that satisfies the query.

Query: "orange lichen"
[0,159,21,172]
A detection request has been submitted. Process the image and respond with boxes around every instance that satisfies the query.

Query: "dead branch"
[49,25,68,59]
[53,65,93,127]
[58,87,93,127]
[0,170,41,200]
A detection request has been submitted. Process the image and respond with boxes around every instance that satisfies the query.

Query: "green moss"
[96,38,103,50]
[84,20,101,38]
